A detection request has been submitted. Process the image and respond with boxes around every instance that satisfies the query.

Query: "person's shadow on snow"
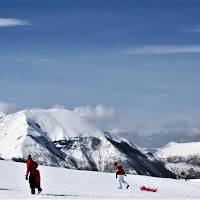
[0,188,14,191]
[42,193,81,197]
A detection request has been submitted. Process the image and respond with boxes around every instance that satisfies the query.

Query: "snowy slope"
[155,142,200,159]
[155,142,200,178]
[0,160,200,199]
[25,109,104,140]
[0,110,71,167]
[0,109,174,177]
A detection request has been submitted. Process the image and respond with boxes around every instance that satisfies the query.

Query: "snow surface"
[0,111,27,158]
[0,160,200,199]
[155,142,200,159]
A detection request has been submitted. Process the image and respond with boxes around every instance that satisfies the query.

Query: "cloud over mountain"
[0,102,18,117]
[73,104,115,120]
[116,120,200,148]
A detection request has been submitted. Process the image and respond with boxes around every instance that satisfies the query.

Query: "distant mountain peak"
[155,141,200,178]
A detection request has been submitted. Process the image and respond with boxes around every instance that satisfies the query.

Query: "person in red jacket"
[26,155,42,194]
[114,162,129,189]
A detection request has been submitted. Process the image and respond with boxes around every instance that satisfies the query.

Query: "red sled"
[35,170,40,187]
[140,186,157,192]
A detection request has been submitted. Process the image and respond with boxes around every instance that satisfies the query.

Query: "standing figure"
[114,162,129,189]
[25,155,42,194]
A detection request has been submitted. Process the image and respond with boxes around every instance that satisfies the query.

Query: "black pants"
[29,173,40,193]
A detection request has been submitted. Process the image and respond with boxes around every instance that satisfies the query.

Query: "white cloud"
[185,127,200,137]
[73,104,115,120]
[161,120,189,131]
[184,25,200,33]
[53,104,65,109]
[0,18,30,27]
[0,102,18,115]
[122,45,200,55]
[185,28,200,32]
[110,128,134,135]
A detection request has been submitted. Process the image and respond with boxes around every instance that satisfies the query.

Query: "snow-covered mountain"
[0,109,174,177]
[155,142,200,178]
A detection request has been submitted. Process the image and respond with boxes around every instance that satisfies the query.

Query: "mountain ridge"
[155,141,200,178]
[0,109,174,178]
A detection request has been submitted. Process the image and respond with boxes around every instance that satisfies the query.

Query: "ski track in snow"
[0,160,200,199]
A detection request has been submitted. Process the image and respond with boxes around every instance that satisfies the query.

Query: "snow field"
[0,160,200,199]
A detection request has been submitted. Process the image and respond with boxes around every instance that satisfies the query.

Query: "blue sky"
[0,0,200,147]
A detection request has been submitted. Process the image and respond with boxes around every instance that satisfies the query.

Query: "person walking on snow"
[114,162,129,189]
[25,155,42,194]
